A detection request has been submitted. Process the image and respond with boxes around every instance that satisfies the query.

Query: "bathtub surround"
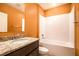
[45,6,74,48]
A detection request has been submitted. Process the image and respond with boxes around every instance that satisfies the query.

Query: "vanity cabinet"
[5,40,39,56]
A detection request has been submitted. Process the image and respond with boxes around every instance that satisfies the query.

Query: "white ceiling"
[38,3,67,10]
[6,3,67,12]
[7,3,25,12]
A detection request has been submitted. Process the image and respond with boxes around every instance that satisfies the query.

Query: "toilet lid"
[39,47,48,52]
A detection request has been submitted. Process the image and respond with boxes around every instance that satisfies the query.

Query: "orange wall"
[45,3,72,16]
[25,4,39,38]
[0,3,23,34]
[74,3,79,55]
[0,3,44,37]
[24,4,45,38]
[38,5,45,16]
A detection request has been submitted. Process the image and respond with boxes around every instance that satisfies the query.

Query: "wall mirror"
[0,12,8,32]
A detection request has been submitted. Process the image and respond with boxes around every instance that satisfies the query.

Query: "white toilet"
[39,35,49,55]
[39,46,49,55]
[39,41,49,55]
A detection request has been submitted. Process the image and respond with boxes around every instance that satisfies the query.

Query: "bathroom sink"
[9,38,30,49]
[12,39,29,44]
[11,38,29,43]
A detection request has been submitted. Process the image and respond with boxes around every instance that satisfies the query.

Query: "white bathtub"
[40,38,74,48]
[40,39,75,56]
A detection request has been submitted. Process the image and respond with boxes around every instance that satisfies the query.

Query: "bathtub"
[40,39,75,56]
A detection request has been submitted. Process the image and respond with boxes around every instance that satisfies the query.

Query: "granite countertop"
[0,37,39,56]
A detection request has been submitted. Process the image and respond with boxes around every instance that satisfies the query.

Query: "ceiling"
[7,3,25,12]
[6,3,67,12]
[38,3,67,10]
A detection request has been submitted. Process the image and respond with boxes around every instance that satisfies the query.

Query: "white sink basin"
[10,37,30,43]
[12,39,29,44]
[9,38,30,49]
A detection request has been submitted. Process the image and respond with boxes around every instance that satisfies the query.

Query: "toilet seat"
[39,46,49,55]
[39,47,48,52]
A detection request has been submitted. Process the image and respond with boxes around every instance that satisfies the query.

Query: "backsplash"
[0,32,25,41]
